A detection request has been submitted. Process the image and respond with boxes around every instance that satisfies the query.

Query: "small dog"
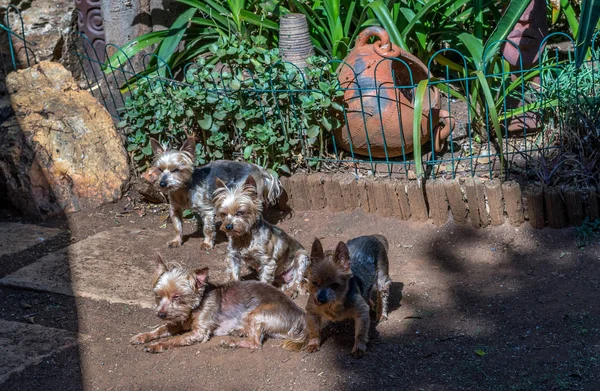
[130,255,308,353]
[149,136,282,249]
[304,235,392,358]
[213,175,309,298]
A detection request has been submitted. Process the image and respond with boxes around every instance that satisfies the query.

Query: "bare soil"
[1,198,600,391]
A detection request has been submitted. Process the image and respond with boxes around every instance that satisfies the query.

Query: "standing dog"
[304,235,392,358]
[150,137,281,249]
[130,255,308,353]
[213,175,309,298]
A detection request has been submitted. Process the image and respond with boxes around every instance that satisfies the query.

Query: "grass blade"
[400,0,442,37]
[575,0,600,67]
[413,80,429,180]
[560,0,580,37]
[103,30,170,73]
[457,32,484,68]
[483,0,532,65]
[474,70,504,175]
[240,10,279,30]
[156,8,197,77]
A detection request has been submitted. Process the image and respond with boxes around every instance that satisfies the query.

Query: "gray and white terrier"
[150,136,282,249]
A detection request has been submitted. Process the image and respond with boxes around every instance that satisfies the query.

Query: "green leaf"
[239,10,279,30]
[321,117,333,131]
[474,70,504,176]
[214,111,227,120]
[475,349,486,357]
[457,33,484,69]
[279,164,291,175]
[156,8,197,77]
[230,79,241,90]
[141,144,153,156]
[401,0,443,38]
[243,145,254,159]
[575,0,600,67]
[103,30,171,73]
[198,114,212,130]
[412,80,429,180]
[561,0,580,38]
[307,125,320,138]
[331,101,344,112]
[483,0,533,65]
[473,0,484,39]
[318,81,330,92]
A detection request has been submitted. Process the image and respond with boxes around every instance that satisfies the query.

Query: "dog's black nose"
[158,312,167,319]
[225,223,233,231]
[317,290,328,305]
[159,181,167,188]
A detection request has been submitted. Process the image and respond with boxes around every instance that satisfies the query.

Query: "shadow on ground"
[0,18,83,389]
[323,222,600,391]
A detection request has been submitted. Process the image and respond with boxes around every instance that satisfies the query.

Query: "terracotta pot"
[335,27,454,158]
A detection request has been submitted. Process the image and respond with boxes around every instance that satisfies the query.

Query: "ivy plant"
[120,34,343,175]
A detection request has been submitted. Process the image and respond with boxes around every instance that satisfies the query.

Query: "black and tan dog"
[149,137,282,249]
[130,255,308,352]
[304,235,392,358]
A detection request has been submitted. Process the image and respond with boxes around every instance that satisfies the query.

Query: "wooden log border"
[277,173,599,229]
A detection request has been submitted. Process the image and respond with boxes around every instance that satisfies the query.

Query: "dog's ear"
[334,241,350,271]
[215,177,227,190]
[180,136,196,157]
[152,254,168,287]
[150,138,164,155]
[310,238,324,263]
[193,267,209,287]
[244,175,257,190]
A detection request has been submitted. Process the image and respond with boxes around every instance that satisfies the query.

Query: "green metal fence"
[3,6,599,183]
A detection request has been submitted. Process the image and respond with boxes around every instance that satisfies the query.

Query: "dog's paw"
[199,242,213,251]
[351,342,367,358]
[144,342,167,353]
[130,333,151,345]
[219,340,237,349]
[283,287,298,300]
[304,343,320,354]
[167,239,182,249]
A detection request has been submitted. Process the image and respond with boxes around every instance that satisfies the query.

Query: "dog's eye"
[171,168,179,173]
[330,283,340,290]
[172,295,180,300]
[235,211,245,216]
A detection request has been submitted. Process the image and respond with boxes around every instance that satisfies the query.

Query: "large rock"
[0,0,78,75]
[1,61,129,217]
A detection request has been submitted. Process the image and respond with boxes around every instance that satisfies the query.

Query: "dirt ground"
[1,197,600,391]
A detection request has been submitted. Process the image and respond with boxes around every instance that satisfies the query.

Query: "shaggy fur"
[130,255,308,353]
[150,137,282,249]
[304,235,392,358]
[213,175,309,298]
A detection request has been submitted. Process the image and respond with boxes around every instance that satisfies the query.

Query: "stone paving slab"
[0,223,63,258]
[0,319,82,384]
[0,227,171,308]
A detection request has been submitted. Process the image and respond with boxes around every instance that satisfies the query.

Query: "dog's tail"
[260,168,283,205]
[280,315,309,352]
[373,234,389,253]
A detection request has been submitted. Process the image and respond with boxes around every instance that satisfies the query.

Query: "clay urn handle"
[354,26,401,58]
